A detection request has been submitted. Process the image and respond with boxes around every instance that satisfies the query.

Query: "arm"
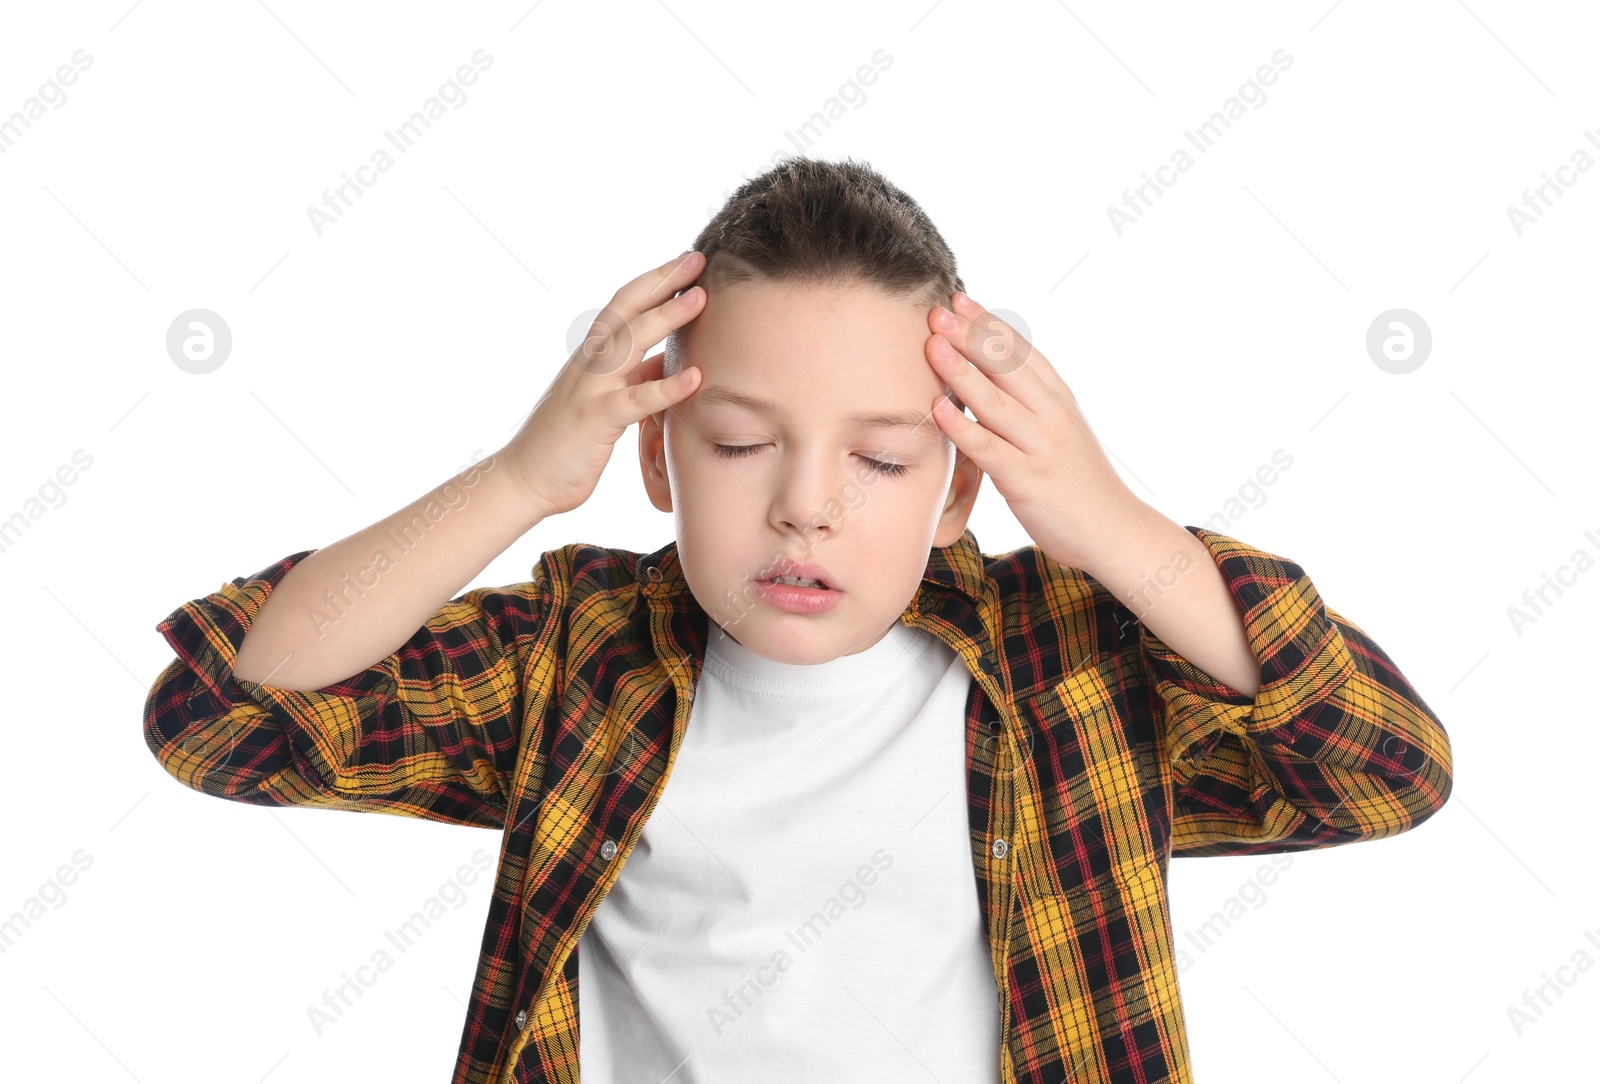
[1081,501,1260,699]
[907,288,1450,856]
[1079,507,1453,856]
[232,455,541,691]
[143,457,562,829]
[153,248,711,828]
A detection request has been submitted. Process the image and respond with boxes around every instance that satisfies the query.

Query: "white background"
[1,1,1595,1081]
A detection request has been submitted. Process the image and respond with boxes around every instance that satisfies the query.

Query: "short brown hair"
[665,155,967,415]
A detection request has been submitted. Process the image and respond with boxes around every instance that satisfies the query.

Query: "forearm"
[231,453,547,691]
[1078,500,1260,698]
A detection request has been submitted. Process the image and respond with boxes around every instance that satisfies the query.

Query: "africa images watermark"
[1504,923,1600,1038]
[1196,448,1295,536]
[0,449,94,557]
[305,449,496,638]
[1106,446,1296,639]
[307,848,495,1036]
[701,48,893,221]
[0,49,92,156]
[704,847,895,1038]
[1174,854,1294,974]
[1504,526,1600,638]
[1106,48,1294,238]
[1504,128,1600,238]
[0,848,94,956]
[305,49,494,238]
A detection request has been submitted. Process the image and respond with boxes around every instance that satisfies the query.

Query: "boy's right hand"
[501,250,706,520]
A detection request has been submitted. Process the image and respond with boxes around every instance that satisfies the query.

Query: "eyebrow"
[688,385,943,442]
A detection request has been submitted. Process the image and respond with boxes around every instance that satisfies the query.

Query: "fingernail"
[676,368,696,385]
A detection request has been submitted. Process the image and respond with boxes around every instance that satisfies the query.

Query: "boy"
[144,157,1453,1084]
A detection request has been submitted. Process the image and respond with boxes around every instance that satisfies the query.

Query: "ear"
[637,357,674,514]
[930,448,983,548]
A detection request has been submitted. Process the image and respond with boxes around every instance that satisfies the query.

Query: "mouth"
[755,562,838,591]
[759,575,836,591]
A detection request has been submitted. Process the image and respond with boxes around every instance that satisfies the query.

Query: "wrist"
[469,451,552,536]
[1070,497,1166,579]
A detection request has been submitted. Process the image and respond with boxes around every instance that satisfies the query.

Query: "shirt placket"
[972,652,1018,1082]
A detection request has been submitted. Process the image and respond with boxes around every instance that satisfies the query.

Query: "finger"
[953,293,1035,369]
[616,352,700,427]
[928,330,1034,453]
[632,351,693,389]
[934,295,1037,381]
[635,351,664,383]
[577,281,704,378]
[572,251,704,376]
[931,392,1009,475]
[625,282,705,367]
[948,293,1079,412]
[615,250,705,318]
[938,295,1083,441]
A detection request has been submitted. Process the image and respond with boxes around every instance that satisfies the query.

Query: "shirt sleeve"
[1137,527,1453,857]
[142,548,558,831]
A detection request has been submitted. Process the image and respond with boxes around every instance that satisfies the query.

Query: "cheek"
[661,430,716,497]
[837,476,870,513]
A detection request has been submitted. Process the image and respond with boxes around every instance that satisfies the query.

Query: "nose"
[767,454,846,542]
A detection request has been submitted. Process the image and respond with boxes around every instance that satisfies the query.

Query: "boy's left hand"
[925,291,1146,572]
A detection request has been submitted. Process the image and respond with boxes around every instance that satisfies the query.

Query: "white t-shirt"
[577,618,1002,1081]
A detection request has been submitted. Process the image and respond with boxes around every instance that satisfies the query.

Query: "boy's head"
[638,156,984,664]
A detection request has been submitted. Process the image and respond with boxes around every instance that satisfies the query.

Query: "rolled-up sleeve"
[143,548,558,831]
[1139,528,1453,857]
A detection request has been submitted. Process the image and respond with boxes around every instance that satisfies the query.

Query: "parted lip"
[756,560,838,590]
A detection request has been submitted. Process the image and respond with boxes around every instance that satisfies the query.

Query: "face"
[638,277,984,665]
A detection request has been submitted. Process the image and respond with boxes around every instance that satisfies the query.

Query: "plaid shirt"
[144,526,1452,1083]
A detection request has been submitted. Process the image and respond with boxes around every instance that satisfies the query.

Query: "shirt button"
[991,838,1009,859]
[600,839,618,861]
[514,1009,527,1031]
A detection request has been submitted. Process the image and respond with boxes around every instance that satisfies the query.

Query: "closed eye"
[710,443,909,477]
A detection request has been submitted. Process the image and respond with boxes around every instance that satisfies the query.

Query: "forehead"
[677,277,944,438]
[683,276,931,352]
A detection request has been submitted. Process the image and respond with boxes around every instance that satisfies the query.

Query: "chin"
[756,629,858,666]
